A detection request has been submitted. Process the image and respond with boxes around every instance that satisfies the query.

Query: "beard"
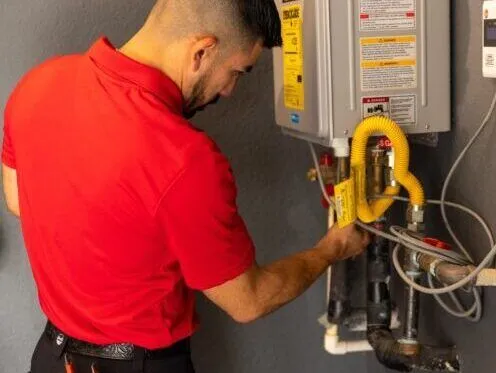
[183,74,220,119]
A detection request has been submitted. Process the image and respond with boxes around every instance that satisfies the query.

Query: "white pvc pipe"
[323,143,373,356]
[324,203,371,356]
[476,269,496,287]
[331,138,350,157]
[324,326,373,355]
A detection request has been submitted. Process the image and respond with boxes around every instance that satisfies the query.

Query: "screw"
[344,130,349,135]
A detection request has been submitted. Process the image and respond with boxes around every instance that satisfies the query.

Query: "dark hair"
[238,0,282,48]
[150,0,282,49]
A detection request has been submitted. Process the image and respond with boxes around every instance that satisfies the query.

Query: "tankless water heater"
[272,0,451,146]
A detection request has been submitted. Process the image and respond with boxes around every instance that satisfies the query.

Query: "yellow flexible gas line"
[350,116,425,223]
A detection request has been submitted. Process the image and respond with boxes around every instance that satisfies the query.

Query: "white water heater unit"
[272,0,451,146]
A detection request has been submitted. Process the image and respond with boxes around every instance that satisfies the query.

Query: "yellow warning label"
[360,36,416,45]
[282,4,305,111]
[360,35,417,91]
[361,59,416,68]
[335,178,357,228]
[352,166,367,206]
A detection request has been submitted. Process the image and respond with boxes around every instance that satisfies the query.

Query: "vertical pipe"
[371,149,385,196]
[367,221,391,328]
[402,250,421,344]
[404,285,419,341]
[367,150,389,328]
[398,247,422,358]
[327,156,351,324]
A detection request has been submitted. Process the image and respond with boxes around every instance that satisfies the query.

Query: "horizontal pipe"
[367,327,460,372]
[324,326,373,355]
[418,254,475,286]
[476,268,496,286]
[367,240,460,371]
[344,308,401,332]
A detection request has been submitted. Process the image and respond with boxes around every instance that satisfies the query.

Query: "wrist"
[313,244,338,266]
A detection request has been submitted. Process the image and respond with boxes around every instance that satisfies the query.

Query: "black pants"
[30,328,196,373]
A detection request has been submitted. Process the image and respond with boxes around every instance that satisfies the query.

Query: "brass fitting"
[307,168,318,182]
[370,148,386,195]
[398,340,420,356]
[407,205,425,232]
[417,254,476,286]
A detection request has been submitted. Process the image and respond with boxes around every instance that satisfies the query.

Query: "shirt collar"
[87,37,184,114]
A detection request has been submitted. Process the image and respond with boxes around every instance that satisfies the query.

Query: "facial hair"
[183,74,220,119]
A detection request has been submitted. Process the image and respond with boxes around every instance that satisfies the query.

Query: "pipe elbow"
[350,116,425,223]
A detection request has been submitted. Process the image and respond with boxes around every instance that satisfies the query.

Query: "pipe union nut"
[407,206,424,224]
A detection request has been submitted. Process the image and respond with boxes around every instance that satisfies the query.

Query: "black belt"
[45,321,190,361]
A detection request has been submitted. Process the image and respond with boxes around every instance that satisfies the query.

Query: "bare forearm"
[204,224,369,324]
[253,247,330,318]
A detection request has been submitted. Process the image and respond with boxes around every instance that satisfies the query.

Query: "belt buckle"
[67,339,136,360]
[102,343,135,360]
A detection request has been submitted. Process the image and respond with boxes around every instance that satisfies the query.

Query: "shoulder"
[6,54,82,111]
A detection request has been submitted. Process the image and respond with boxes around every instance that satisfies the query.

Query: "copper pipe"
[417,254,476,286]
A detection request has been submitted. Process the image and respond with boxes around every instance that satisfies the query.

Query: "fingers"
[349,223,371,245]
[361,229,372,246]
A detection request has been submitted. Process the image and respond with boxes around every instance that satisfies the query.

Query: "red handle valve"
[423,237,452,251]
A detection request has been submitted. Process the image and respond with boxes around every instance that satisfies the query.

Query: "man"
[2,1,370,372]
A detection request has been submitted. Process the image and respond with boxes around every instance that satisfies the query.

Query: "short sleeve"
[2,95,17,169]
[156,148,256,290]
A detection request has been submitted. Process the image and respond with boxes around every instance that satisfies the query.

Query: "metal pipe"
[401,250,421,349]
[400,208,424,354]
[368,327,460,372]
[363,150,459,371]
[418,254,496,288]
[337,156,349,182]
[403,284,420,343]
[417,253,475,286]
[371,149,385,195]
[367,238,460,372]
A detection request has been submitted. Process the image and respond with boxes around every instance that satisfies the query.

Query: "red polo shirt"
[2,38,255,349]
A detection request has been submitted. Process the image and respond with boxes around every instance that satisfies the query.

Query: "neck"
[119,27,184,90]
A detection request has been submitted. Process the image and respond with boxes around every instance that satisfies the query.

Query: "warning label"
[335,178,357,228]
[362,95,416,126]
[362,97,390,118]
[360,36,417,92]
[282,4,305,111]
[360,0,416,31]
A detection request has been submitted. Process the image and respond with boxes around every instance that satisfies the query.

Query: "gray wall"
[1,1,495,373]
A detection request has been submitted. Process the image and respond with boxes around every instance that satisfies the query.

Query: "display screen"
[485,20,496,47]
[487,26,496,40]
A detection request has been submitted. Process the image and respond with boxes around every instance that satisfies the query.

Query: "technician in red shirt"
[2,1,370,373]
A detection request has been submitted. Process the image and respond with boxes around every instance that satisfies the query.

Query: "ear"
[191,36,218,73]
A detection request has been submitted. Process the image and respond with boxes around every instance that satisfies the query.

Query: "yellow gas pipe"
[350,116,425,223]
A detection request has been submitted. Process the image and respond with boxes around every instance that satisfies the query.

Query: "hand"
[315,224,371,263]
